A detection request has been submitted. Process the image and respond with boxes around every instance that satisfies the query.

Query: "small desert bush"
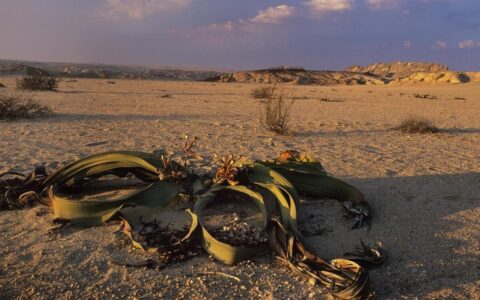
[0,94,54,120]
[251,85,276,99]
[413,93,437,100]
[0,83,5,88]
[260,88,295,135]
[393,117,439,134]
[319,97,343,102]
[16,74,58,91]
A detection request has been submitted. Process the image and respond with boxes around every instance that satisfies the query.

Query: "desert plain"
[0,77,479,299]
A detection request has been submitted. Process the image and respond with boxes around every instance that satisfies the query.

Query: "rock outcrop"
[208,64,480,85]
[346,61,449,79]
[205,67,387,85]
[1,59,478,85]
[0,59,222,81]
[391,71,468,85]
[0,64,50,76]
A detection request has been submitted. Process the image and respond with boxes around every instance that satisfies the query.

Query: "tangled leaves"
[0,148,386,300]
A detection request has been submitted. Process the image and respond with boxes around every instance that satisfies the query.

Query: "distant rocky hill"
[388,71,480,85]
[345,61,449,79]
[0,59,222,81]
[0,63,50,77]
[2,59,479,85]
[205,67,387,85]
[206,63,480,85]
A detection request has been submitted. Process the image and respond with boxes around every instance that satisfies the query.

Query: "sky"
[0,0,479,71]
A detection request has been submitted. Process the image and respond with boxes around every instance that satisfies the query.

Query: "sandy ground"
[0,77,479,299]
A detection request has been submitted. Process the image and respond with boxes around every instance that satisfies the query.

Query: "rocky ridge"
[346,61,450,79]
[207,63,480,85]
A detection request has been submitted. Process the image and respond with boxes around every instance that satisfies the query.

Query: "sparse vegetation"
[0,83,5,88]
[65,79,77,83]
[454,97,466,100]
[290,95,308,100]
[260,86,295,135]
[251,85,276,99]
[107,81,116,84]
[16,73,59,91]
[413,93,437,100]
[0,94,54,120]
[161,94,172,98]
[393,117,439,134]
[319,97,343,102]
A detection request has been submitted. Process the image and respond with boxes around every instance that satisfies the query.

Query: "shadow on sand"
[298,127,480,137]
[57,90,243,97]
[304,172,480,298]
[19,113,203,123]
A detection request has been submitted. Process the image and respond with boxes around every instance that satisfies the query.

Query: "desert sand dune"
[0,77,479,299]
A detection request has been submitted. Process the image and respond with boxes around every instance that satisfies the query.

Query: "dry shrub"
[413,93,437,100]
[260,86,295,135]
[251,85,276,99]
[0,94,54,120]
[0,83,5,88]
[16,74,58,91]
[393,117,439,134]
[319,97,343,102]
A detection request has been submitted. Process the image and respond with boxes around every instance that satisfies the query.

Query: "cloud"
[200,5,295,33]
[249,5,295,24]
[403,40,412,48]
[304,0,354,14]
[458,39,479,49]
[97,0,190,20]
[204,21,235,32]
[366,0,399,10]
[433,41,447,49]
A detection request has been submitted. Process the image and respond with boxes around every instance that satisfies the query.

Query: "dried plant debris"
[0,94,54,120]
[0,167,48,210]
[130,219,198,263]
[413,93,437,100]
[393,117,439,134]
[343,241,386,266]
[260,90,295,135]
[213,154,244,185]
[135,221,189,246]
[210,219,267,247]
[319,97,343,102]
[181,134,203,163]
[251,86,276,99]
[158,156,189,183]
[16,74,59,91]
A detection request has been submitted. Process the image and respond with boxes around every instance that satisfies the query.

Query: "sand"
[0,77,479,299]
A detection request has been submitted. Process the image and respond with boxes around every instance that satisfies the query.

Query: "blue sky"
[0,0,479,70]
